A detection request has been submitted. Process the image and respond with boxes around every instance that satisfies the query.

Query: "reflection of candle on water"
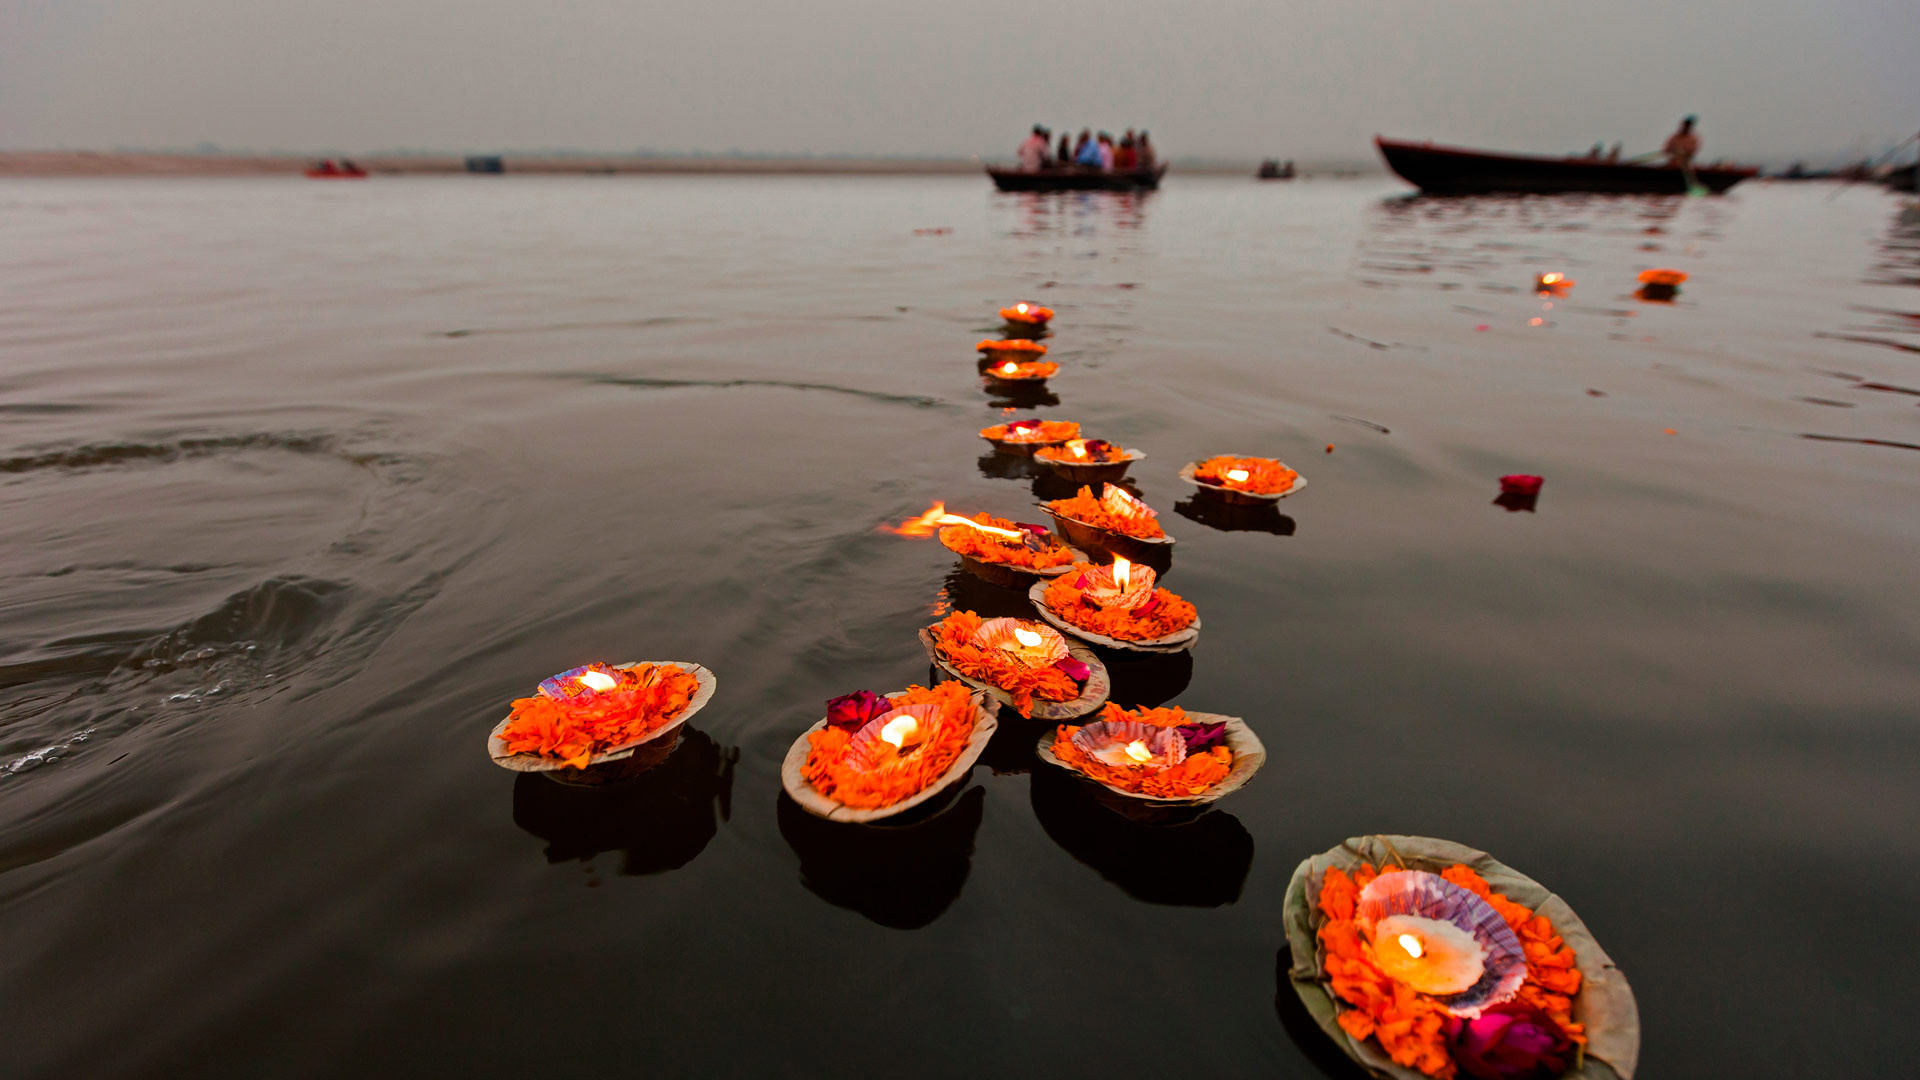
[578,670,618,692]
[880,714,920,750]
[1124,739,1152,763]
[1226,468,1250,483]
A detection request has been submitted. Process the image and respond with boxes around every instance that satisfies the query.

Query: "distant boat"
[987,164,1167,192]
[1257,159,1295,180]
[1375,137,1755,195]
[305,159,367,179]
[1886,163,1918,193]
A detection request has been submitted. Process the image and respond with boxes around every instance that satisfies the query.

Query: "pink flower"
[1443,1002,1574,1080]
[1054,657,1091,681]
[1499,474,1544,497]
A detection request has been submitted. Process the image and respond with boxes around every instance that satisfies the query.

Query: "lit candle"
[1111,556,1131,591]
[578,670,618,692]
[880,713,920,750]
[1001,361,1019,375]
[1124,739,1152,763]
[1070,440,1089,459]
[1369,915,1487,995]
[1013,627,1045,648]
[1016,303,1030,314]
[1226,467,1250,483]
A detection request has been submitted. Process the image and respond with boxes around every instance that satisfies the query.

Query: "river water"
[1,174,1915,1077]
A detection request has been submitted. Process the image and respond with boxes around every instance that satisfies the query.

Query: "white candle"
[1370,915,1487,994]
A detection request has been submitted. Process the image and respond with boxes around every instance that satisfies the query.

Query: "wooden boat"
[1257,160,1295,180]
[1886,163,1918,193]
[1375,137,1755,195]
[304,159,367,179]
[988,164,1167,192]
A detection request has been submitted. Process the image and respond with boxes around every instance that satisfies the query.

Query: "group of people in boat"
[1571,117,1703,168]
[1016,125,1157,173]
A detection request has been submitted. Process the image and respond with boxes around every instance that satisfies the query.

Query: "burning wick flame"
[577,670,618,692]
[1012,627,1044,648]
[884,502,1024,540]
[1398,933,1424,959]
[1226,468,1250,483]
[1540,273,1564,285]
[1001,361,1019,375]
[1111,556,1132,591]
[880,714,919,749]
[1124,739,1152,763]
[1016,303,1030,314]
[1069,440,1088,458]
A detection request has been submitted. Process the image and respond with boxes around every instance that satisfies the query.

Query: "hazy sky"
[3,0,1915,161]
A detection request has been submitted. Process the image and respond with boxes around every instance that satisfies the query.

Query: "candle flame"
[880,714,919,749]
[883,501,948,537]
[1398,933,1424,959]
[1068,440,1088,458]
[1016,303,1030,314]
[1012,627,1044,648]
[578,670,618,692]
[1001,361,1019,375]
[1226,467,1250,483]
[1124,739,1152,763]
[1111,556,1131,591]
[1541,273,1563,285]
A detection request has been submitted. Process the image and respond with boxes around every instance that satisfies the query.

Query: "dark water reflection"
[510,728,737,875]
[776,785,984,930]
[1174,495,1298,535]
[2,176,1917,1078]
[1029,764,1252,906]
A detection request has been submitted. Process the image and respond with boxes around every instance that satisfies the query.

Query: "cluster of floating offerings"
[480,302,1639,1077]
[1531,268,1689,304]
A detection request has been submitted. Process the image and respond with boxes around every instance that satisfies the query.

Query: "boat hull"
[988,165,1166,192]
[1376,137,1754,195]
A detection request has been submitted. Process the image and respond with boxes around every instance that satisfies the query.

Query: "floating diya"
[999,301,1054,328]
[979,418,1080,455]
[890,502,1086,587]
[918,611,1109,720]
[1637,267,1687,302]
[1035,702,1266,812]
[976,337,1049,360]
[1041,483,1175,562]
[1034,438,1146,485]
[1283,834,1641,1080]
[488,660,718,773]
[1533,271,1575,296]
[1028,556,1201,653]
[1179,454,1306,505]
[983,358,1059,386]
[781,682,997,823]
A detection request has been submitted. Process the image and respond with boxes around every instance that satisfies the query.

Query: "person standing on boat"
[1058,131,1072,165]
[1115,131,1138,170]
[1096,132,1116,171]
[1018,124,1051,171]
[1136,132,1156,169]
[1074,130,1102,168]
[1663,116,1701,168]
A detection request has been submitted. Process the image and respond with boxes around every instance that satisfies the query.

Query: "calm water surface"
[1,175,1915,1078]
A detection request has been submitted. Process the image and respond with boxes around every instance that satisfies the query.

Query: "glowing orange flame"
[1226,468,1250,483]
[1124,739,1152,763]
[1015,303,1030,314]
[578,670,618,693]
[1398,933,1424,959]
[1067,439,1089,459]
[880,713,919,749]
[1001,361,1018,375]
[883,502,1025,540]
[1111,556,1131,591]
[1012,627,1044,648]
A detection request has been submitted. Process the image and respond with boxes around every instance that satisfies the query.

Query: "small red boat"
[304,159,368,179]
[1376,137,1755,195]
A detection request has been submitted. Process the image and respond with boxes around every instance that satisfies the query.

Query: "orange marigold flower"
[937,513,1075,570]
[984,360,1058,381]
[1000,303,1054,324]
[1042,563,1196,641]
[1035,439,1129,464]
[1051,719,1231,797]
[929,610,1080,717]
[1194,455,1297,495]
[1045,485,1165,539]
[1638,268,1688,286]
[496,662,700,769]
[800,682,977,809]
[980,419,1079,444]
[976,338,1049,354]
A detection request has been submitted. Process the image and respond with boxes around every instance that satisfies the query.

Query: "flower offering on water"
[1499,474,1543,497]
[976,338,1049,355]
[1194,455,1298,495]
[1637,268,1687,287]
[929,610,1084,716]
[999,302,1054,325]
[981,418,1080,445]
[985,359,1058,382]
[1315,862,1586,1079]
[1046,484,1165,539]
[1035,438,1128,464]
[1042,560,1196,642]
[935,511,1076,569]
[1050,703,1233,798]
[497,661,702,768]
[1533,272,1574,296]
[801,681,979,809]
